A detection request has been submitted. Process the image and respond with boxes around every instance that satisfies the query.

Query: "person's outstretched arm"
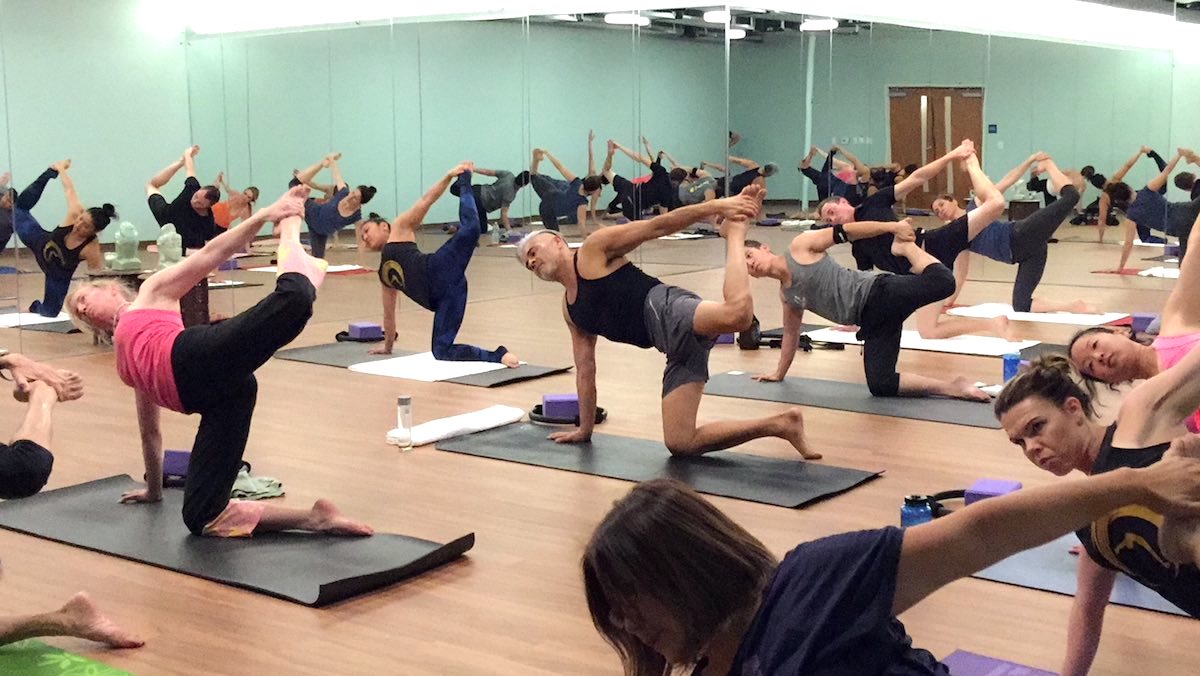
[995,152,1045,193]
[329,158,348,191]
[702,160,728,175]
[587,130,597,177]
[550,299,598,444]
[1145,151,1183,193]
[391,163,468,235]
[58,170,85,227]
[474,167,498,177]
[544,151,578,183]
[832,145,872,182]
[895,140,974,200]
[121,390,164,503]
[754,299,805,382]
[1060,555,1117,676]
[893,444,1200,614]
[587,187,762,260]
[1161,212,1200,335]
[1110,146,1147,184]
[372,286,401,355]
[146,152,187,196]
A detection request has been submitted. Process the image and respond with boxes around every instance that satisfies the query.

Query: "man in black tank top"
[517,184,819,460]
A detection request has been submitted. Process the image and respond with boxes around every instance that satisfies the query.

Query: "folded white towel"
[387,404,526,447]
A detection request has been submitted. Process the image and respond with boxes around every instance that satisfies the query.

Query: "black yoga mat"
[766,326,1061,362]
[274,342,571,387]
[705,371,1001,429]
[1142,254,1179,264]
[436,422,881,508]
[0,475,475,607]
[973,533,1187,617]
[20,320,81,334]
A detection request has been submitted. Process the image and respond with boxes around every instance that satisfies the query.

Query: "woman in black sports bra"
[995,352,1200,674]
[12,160,114,316]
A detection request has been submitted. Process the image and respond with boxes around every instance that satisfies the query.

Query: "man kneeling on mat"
[0,351,83,498]
[518,184,817,459]
[68,186,372,538]
[745,221,989,401]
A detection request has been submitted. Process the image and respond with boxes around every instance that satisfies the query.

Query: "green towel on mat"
[230,468,284,500]
[0,639,131,675]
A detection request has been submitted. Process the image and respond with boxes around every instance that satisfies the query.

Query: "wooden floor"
[0,220,1194,675]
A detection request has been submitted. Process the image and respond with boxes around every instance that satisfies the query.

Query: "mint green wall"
[1,0,192,241]
[730,25,1177,202]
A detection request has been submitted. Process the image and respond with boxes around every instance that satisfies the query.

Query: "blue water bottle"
[900,495,934,527]
[1002,353,1021,382]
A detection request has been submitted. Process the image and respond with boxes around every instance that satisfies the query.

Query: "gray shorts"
[643,284,715,397]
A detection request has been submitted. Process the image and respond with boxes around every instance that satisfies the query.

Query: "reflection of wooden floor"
[0,228,1192,676]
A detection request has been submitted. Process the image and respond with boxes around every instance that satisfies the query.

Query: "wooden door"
[889,87,984,209]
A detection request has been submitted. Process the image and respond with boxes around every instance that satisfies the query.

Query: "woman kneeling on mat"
[360,162,520,366]
[583,458,1200,675]
[1067,210,1200,433]
[995,352,1200,674]
[66,185,372,538]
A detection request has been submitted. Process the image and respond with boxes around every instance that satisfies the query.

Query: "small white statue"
[156,223,183,270]
[111,221,142,271]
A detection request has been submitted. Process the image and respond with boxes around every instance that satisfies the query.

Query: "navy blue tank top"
[42,226,94,280]
[566,253,662,348]
[1076,424,1200,616]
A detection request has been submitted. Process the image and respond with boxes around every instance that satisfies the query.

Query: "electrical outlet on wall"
[997,140,1005,149]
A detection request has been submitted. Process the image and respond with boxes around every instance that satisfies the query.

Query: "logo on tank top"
[380,260,406,290]
[43,240,65,268]
[1089,505,1179,582]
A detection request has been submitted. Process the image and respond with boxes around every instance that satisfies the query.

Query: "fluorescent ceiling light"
[727,27,747,39]
[604,12,650,26]
[800,18,839,31]
[703,10,731,24]
[549,14,579,22]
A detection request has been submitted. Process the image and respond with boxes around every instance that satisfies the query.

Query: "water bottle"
[491,224,501,246]
[901,495,934,527]
[395,395,413,452]
[1002,353,1021,382]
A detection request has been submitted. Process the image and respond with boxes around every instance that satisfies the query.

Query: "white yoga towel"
[387,404,525,447]
[349,352,508,382]
[658,233,705,241]
[1138,266,1180,279]
[0,311,72,328]
[245,264,365,273]
[804,327,1039,357]
[499,241,582,249]
[947,303,1128,327]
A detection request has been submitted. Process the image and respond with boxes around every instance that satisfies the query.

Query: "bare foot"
[276,217,328,287]
[1069,300,1100,314]
[989,316,1015,341]
[61,592,144,649]
[1160,515,1200,565]
[952,376,992,402]
[779,407,822,460]
[307,499,374,536]
[51,159,71,173]
[501,352,520,368]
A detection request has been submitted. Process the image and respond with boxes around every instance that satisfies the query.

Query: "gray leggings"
[1009,186,1080,312]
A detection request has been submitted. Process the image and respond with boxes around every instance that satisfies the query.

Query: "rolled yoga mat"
[704,371,1001,429]
[0,475,475,607]
[273,341,571,387]
[972,533,1187,617]
[435,422,881,508]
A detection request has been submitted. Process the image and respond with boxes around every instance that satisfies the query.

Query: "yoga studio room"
[2,0,1200,673]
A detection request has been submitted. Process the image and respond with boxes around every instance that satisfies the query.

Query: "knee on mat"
[182,505,216,536]
[866,373,901,397]
[665,436,700,456]
[431,343,454,361]
[0,441,54,499]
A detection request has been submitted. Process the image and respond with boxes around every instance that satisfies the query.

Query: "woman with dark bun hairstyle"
[289,152,376,258]
[995,347,1200,674]
[13,159,113,316]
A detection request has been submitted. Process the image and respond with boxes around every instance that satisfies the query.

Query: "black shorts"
[920,214,970,268]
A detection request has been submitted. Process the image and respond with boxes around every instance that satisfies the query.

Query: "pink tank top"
[1153,331,1200,433]
[115,309,186,413]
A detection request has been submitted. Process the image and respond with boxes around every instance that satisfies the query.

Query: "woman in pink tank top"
[1067,210,1200,432]
[68,181,372,539]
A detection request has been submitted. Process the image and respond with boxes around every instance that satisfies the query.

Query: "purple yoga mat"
[941,650,1055,675]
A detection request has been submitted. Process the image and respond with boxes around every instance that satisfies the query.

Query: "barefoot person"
[290,152,376,259]
[1102,147,1200,270]
[211,171,259,231]
[145,146,219,250]
[360,163,520,366]
[0,351,83,499]
[528,136,604,234]
[995,351,1200,674]
[11,160,113,317]
[581,446,1200,675]
[518,185,816,459]
[0,592,142,649]
[745,220,989,401]
[67,186,372,538]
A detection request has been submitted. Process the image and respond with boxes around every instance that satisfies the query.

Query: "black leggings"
[0,440,54,499]
[171,273,315,534]
[1009,186,1080,312]
[857,264,956,396]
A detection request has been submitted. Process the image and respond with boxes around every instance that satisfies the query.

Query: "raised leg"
[692,215,753,336]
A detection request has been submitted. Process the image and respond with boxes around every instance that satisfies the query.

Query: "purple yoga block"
[1131,312,1157,334]
[543,394,580,419]
[716,333,735,344]
[217,258,239,271]
[1167,243,1181,257]
[941,650,1054,675]
[349,322,384,340]
[965,478,1022,505]
[163,450,190,477]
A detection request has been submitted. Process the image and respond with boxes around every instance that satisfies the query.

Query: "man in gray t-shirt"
[450,167,526,232]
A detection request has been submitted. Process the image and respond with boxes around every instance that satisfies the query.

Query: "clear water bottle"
[491,225,502,246]
[395,395,413,452]
[901,495,934,527]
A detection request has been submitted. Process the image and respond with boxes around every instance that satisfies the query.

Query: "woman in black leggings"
[932,155,1093,314]
[67,186,372,538]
